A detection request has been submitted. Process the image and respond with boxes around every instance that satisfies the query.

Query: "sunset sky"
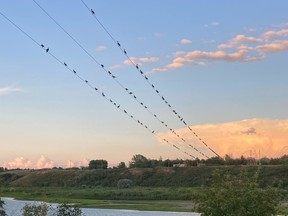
[1,1,288,169]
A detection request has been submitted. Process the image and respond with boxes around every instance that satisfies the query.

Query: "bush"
[22,203,49,216]
[193,168,280,216]
[0,198,6,216]
[55,203,83,216]
[117,179,133,189]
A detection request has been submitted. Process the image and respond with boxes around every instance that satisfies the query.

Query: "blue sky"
[1,1,288,168]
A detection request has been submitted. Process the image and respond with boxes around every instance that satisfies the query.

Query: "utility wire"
[32,0,209,159]
[79,0,220,158]
[0,10,195,160]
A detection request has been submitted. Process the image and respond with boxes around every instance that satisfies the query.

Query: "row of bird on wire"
[1,0,220,159]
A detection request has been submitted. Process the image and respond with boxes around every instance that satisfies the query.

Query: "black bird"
[73,70,77,74]
[102,92,105,97]
[117,41,121,47]
[136,64,139,69]
[101,64,104,68]
[144,106,147,109]
[94,87,98,91]
[64,62,67,66]
[129,92,133,95]
[91,9,95,15]
[152,84,155,88]
[108,71,112,75]
[140,70,144,74]
[85,80,88,83]
[112,75,116,78]
[156,90,159,93]
[124,49,127,55]
[124,110,127,113]
[152,131,155,133]
[110,99,113,102]
[162,96,165,100]
[125,88,129,91]
[145,76,148,80]
[41,44,44,48]
[46,48,49,52]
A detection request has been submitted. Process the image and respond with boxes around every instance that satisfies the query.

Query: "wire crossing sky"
[29,0,209,159]
[79,0,219,158]
[1,1,288,168]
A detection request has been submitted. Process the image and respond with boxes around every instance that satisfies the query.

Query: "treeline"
[2,154,288,171]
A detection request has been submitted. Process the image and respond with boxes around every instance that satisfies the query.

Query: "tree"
[129,154,149,168]
[193,168,280,216]
[88,159,108,169]
[55,203,83,216]
[22,203,49,216]
[117,162,126,169]
[0,198,6,216]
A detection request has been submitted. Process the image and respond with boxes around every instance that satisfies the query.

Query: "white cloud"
[0,86,23,95]
[154,32,166,37]
[96,45,107,52]
[211,21,220,26]
[124,57,159,66]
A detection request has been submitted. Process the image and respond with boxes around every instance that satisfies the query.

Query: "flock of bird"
[1,0,220,160]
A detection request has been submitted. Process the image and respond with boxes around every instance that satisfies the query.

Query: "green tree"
[193,168,280,216]
[129,154,149,168]
[88,159,108,169]
[56,203,83,216]
[117,162,126,169]
[0,198,6,216]
[22,203,49,216]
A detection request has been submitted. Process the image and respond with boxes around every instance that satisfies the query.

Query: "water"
[2,197,200,216]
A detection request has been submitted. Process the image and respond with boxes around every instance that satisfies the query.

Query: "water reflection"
[2,197,200,216]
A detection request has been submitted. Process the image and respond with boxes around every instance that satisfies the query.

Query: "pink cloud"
[263,29,288,40]
[256,40,288,54]
[156,118,288,159]
[152,27,288,73]
[180,39,192,45]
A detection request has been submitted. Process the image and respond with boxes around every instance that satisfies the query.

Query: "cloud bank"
[157,118,288,159]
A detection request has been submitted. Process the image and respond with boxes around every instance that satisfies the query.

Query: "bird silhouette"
[85,80,88,83]
[91,9,95,15]
[140,70,144,74]
[64,62,67,66]
[117,41,121,47]
[102,92,105,97]
[46,48,49,52]
[41,44,44,48]
[124,49,127,55]
[101,64,104,68]
[73,70,77,74]
[136,64,139,69]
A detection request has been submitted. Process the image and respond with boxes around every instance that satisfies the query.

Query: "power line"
[0,9,196,160]
[79,0,220,158]
[32,0,209,159]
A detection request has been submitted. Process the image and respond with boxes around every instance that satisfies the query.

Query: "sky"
[1,0,288,169]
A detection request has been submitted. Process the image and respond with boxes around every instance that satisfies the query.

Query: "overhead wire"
[32,0,209,159]
[0,9,196,160]
[79,0,220,158]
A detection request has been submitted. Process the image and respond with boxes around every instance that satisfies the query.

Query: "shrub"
[117,179,133,189]
[22,203,49,216]
[193,168,280,216]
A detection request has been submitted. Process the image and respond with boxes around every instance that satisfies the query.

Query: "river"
[2,197,200,216]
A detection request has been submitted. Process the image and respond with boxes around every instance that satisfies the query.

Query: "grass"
[0,186,198,212]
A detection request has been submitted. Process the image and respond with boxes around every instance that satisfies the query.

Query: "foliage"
[22,203,49,216]
[193,168,280,216]
[117,179,133,189]
[0,198,6,216]
[88,160,108,169]
[117,162,126,169]
[55,203,83,216]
